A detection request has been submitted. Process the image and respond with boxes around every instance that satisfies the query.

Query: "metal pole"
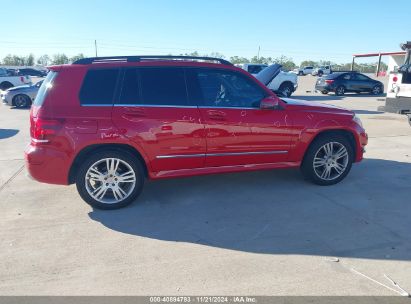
[376,53,382,77]
[257,46,260,60]
[95,40,98,57]
[351,56,355,71]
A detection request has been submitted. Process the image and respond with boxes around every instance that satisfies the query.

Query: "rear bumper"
[315,84,333,92]
[25,143,71,185]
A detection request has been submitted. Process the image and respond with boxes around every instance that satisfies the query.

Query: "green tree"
[69,53,85,63]
[273,55,296,71]
[37,54,51,66]
[250,56,273,64]
[300,60,317,67]
[51,54,69,65]
[25,54,35,66]
[230,56,249,64]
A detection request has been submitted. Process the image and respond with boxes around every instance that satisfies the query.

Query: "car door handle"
[207,110,226,121]
[123,108,146,117]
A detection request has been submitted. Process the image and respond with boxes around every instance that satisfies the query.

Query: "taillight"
[30,117,63,143]
[325,80,334,84]
[393,76,398,82]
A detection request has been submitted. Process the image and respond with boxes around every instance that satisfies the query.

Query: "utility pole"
[95,40,98,57]
[257,46,260,60]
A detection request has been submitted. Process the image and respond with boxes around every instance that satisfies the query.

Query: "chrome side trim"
[80,104,198,108]
[156,150,288,159]
[156,153,206,159]
[198,106,259,110]
[114,104,198,108]
[207,150,288,157]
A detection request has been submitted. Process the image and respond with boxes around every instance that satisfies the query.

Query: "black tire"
[298,71,304,76]
[301,134,354,186]
[335,86,345,96]
[321,90,328,95]
[76,149,145,210]
[12,94,31,108]
[317,71,323,77]
[0,82,13,91]
[278,82,294,97]
[371,85,383,95]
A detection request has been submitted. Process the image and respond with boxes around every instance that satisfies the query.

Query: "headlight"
[353,114,363,128]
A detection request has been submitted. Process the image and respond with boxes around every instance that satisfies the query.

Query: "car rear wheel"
[76,150,145,209]
[0,82,13,91]
[372,85,382,95]
[298,71,304,76]
[278,82,294,97]
[301,135,354,185]
[13,94,31,108]
[318,71,323,77]
[335,86,345,96]
[321,90,328,95]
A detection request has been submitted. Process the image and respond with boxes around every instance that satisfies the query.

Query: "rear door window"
[79,69,120,105]
[139,67,188,106]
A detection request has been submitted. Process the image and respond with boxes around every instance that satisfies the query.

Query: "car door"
[111,67,206,173]
[186,67,291,167]
[353,73,373,91]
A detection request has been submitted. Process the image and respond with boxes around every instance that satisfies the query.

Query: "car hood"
[282,97,353,114]
[6,85,32,92]
[255,64,282,86]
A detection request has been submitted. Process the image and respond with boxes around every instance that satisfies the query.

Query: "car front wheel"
[301,135,354,185]
[372,85,383,95]
[76,150,145,209]
[278,82,294,97]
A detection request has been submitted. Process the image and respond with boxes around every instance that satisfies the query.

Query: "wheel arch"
[12,94,31,106]
[0,81,13,90]
[68,143,149,184]
[301,129,357,165]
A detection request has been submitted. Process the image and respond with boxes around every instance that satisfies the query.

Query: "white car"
[293,66,314,76]
[0,68,31,91]
[241,63,298,97]
[312,66,332,77]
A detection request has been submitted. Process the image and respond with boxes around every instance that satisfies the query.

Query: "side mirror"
[260,96,281,110]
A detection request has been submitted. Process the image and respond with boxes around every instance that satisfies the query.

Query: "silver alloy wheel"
[85,158,136,204]
[14,95,28,107]
[313,142,349,181]
[336,86,345,95]
[372,85,381,94]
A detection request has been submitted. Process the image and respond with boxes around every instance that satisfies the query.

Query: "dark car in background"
[315,72,384,96]
[17,68,47,77]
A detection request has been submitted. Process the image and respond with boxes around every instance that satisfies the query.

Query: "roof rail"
[73,55,232,65]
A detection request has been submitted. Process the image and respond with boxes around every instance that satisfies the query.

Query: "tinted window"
[33,71,58,106]
[119,68,141,104]
[326,73,344,79]
[79,69,119,105]
[342,74,351,80]
[194,69,265,108]
[140,68,188,106]
[248,65,267,74]
[354,73,370,81]
[305,66,313,69]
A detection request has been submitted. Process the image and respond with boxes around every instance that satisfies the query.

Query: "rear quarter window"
[33,71,58,107]
[79,69,120,105]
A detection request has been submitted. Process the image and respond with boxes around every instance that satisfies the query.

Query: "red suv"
[25,56,368,209]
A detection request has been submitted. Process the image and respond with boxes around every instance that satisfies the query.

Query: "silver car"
[1,80,43,108]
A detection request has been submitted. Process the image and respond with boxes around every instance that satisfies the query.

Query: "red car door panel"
[112,67,206,172]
